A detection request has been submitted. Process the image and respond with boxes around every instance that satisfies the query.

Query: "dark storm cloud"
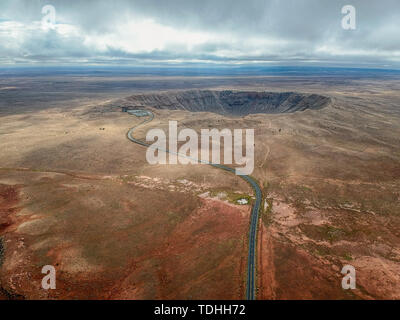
[0,0,399,66]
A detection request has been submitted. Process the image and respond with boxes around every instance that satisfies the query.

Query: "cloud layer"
[0,0,399,67]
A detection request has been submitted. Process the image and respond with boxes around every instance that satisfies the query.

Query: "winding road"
[125,110,262,300]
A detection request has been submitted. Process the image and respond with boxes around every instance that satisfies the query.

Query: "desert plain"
[0,68,399,299]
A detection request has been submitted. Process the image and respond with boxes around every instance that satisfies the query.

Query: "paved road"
[126,110,262,300]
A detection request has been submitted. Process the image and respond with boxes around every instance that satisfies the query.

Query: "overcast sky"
[0,0,399,68]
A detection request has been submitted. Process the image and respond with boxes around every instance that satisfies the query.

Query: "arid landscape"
[1,69,399,299]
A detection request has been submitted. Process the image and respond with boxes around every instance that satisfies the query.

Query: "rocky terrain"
[120,90,331,115]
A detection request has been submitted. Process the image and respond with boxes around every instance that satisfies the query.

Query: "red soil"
[107,198,250,299]
[0,176,251,300]
[0,184,27,299]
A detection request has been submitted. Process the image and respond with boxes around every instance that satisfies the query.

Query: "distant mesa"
[121,90,331,116]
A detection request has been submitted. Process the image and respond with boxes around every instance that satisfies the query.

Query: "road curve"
[126,110,262,300]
